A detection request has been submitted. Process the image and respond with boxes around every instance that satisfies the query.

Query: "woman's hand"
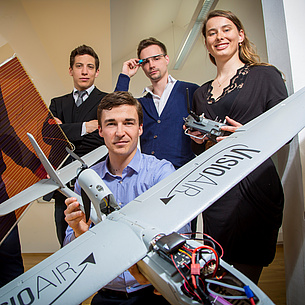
[216,116,242,141]
[183,124,209,144]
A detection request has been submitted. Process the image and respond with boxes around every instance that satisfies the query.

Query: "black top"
[192,65,288,265]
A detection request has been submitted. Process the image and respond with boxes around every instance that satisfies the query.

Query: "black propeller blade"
[66,147,91,222]
[81,188,91,223]
[66,147,88,169]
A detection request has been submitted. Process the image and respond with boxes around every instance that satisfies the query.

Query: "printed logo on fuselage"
[161,144,261,203]
[0,253,96,305]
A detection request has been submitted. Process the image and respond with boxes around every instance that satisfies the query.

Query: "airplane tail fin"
[27,133,65,188]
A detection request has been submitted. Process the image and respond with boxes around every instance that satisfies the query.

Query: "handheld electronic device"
[183,88,230,142]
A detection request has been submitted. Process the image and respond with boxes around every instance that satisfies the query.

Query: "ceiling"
[110,0,200,64]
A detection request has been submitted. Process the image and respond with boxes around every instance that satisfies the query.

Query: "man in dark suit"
[48,45,107,246]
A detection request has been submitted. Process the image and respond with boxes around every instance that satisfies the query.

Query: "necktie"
[76,90,86,107]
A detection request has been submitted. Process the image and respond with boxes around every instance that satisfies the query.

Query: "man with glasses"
[116,38,199,234]
[115,37,199,170]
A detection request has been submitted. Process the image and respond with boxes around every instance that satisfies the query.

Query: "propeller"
[81,188,91,223]
[66,147,91,222]
[66,147,88,170]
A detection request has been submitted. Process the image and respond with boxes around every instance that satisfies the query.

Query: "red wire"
[203,233,224,258]
[192,245,219,273]
[182,245,194,254]
[191,245,219,288]
[182,231,224,259]
[170,254,202,302]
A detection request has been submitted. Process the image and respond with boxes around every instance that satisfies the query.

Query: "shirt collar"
[73,84,95,99]
[101,149,141,178]
[143,75,176,96]
[126,149,141,174]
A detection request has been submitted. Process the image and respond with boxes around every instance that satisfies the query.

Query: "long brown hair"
[202,10,262,66]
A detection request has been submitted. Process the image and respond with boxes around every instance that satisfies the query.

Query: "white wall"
[262,0,305,303]
[280,0,305,303]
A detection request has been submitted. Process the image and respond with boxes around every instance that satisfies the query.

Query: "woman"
[190,10,288,284]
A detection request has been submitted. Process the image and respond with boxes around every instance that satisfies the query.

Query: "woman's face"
[205,16,244,62]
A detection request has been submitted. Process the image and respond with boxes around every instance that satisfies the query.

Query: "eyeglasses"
[138,54,166,65]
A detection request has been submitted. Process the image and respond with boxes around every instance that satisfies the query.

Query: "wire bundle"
[170,233,257,304]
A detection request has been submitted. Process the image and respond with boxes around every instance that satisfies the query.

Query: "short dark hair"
[97,91,143,126]
[137,37,167,59]
[70,45,100,70]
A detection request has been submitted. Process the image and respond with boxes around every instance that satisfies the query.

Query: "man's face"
[98,105,143,159]
[69,54,99,91]
[139,45,169,83]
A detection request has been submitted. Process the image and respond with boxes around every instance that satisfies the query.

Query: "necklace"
[215,74,232,87]
[215,65,245,87]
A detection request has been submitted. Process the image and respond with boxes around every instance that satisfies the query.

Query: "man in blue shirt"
[64,91,189,304]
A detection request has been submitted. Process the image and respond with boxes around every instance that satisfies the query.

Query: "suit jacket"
[48,87,107,158]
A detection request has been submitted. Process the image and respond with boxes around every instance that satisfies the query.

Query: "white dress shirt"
[143,75,177,116]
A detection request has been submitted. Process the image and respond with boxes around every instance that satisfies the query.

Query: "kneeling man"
[64,91,190,304]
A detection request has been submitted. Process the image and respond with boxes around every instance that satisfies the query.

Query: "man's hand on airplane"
[64,197,91,238]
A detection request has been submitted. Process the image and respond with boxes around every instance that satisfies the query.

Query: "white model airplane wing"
[120,85,305,234]
[0,218,149,305]
[0,179,59,216]
[0,143,108,216]
[1,86,305,304]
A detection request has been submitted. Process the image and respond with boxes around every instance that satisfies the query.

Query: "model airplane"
[0,139,272,305]
[1,85,305,304]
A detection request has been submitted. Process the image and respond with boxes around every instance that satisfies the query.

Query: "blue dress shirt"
[64,149,190,292]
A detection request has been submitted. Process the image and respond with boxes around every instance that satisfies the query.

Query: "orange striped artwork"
[0,55,72,244]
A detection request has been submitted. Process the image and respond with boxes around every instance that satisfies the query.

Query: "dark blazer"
[48,87,107,158]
